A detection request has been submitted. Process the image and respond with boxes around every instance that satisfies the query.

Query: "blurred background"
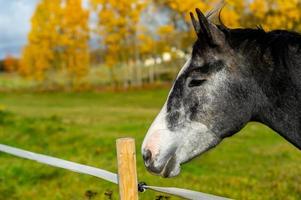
[0,0,300,199]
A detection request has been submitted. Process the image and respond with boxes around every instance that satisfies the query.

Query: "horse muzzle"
[142,147,180,178]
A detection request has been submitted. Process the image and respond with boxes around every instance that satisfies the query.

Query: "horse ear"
[195,8,214,44]
[190,8,225,47]
[190,12,200,35]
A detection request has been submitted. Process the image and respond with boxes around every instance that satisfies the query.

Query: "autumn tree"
[20,0,90,87]
[90,0,147,87]
[20,0,62,80]
[61,0,90,86]
[3,54,19,73]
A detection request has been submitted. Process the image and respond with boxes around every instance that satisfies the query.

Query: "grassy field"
[0,89,300,200]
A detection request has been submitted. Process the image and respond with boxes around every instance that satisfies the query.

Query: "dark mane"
[219,25,301,67]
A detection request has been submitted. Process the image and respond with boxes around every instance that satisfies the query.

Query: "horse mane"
[218,22,301,67]
[208,7,301,68]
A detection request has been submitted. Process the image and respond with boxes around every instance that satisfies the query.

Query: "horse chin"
[159,155,181,178]
[161,164,181,178]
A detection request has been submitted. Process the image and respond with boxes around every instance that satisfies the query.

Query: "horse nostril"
[143,149,152,166]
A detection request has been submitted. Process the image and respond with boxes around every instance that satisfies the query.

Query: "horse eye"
[188,79,206,87]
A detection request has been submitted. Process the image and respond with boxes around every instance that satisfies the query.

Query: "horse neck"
[251,51,301,150]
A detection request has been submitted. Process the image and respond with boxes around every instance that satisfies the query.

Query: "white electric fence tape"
[145,186,230,200]
[0,144,118,184]
[0,144,231,200]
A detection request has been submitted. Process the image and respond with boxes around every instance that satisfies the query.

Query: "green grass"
[0,89,300,200]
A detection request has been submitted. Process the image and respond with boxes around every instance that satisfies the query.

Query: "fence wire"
[0,144,231,200]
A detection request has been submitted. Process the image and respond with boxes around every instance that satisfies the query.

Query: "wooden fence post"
[116,138,138,200]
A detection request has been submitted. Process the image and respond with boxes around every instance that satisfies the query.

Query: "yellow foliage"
[61,0,90,83]
[20,0,90,84]
[167,0,209,21]
[220,0,245,28]
[138,34,155,56]
[20,0,61,80]
[157,25,174,35]
[250,0,267,19]
[91,0,148,67]
[249,0,301,30]
[156,25,176,52]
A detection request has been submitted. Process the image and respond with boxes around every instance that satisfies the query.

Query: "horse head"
[142,8,259,177]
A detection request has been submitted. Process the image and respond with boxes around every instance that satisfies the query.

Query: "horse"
[142,8,301,178]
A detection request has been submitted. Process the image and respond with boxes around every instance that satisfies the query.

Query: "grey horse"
[142,8,301,178]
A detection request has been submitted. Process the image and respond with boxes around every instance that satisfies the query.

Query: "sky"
[0,0,39,59]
